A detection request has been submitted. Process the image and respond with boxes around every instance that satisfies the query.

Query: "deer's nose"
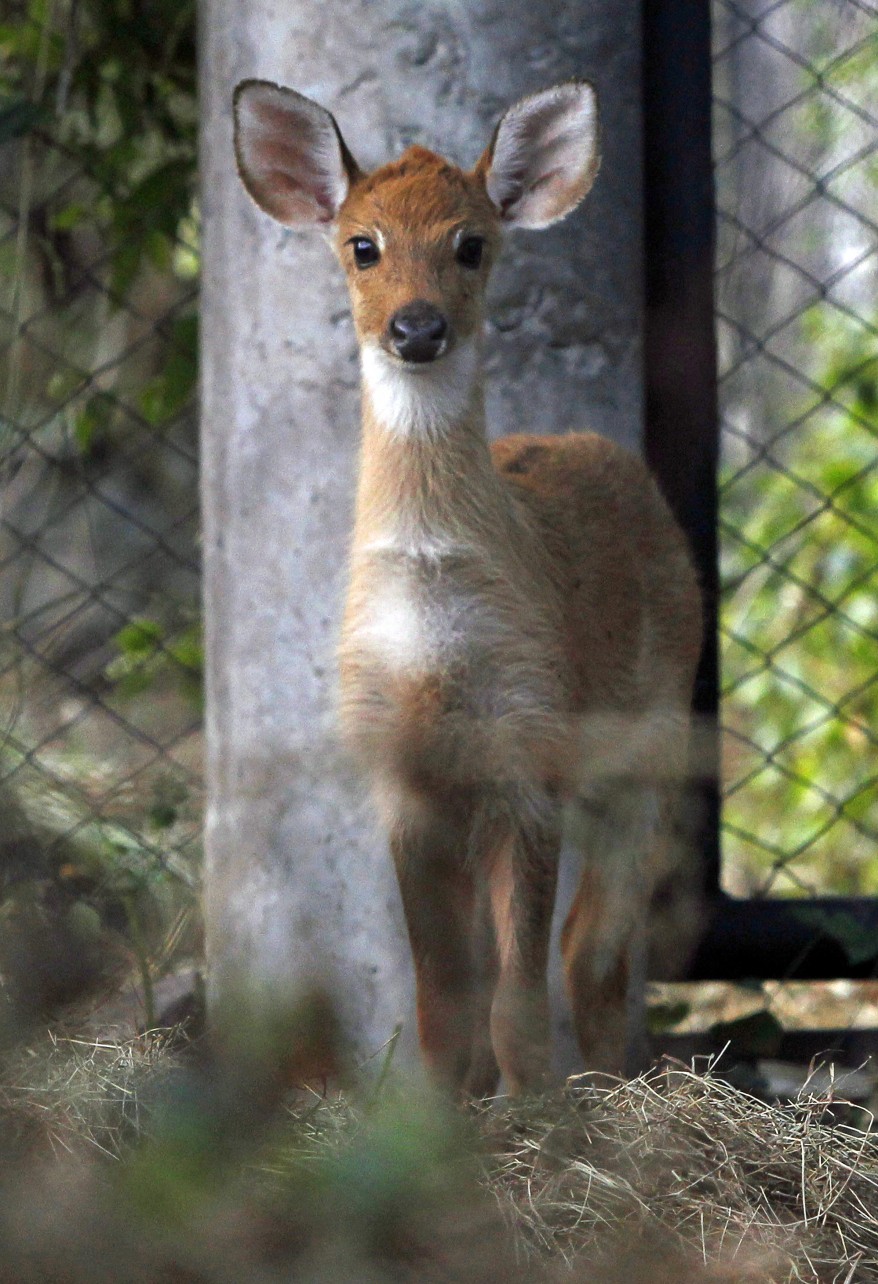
[388,301,448,363]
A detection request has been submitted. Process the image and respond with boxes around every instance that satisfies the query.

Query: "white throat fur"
[360,340,480,438]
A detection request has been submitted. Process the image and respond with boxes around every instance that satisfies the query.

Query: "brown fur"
[234,81,704,1094]
[335,147,501,354]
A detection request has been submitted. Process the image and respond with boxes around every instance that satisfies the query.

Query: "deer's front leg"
[488,796,561,1095]
[390,801,481,1095]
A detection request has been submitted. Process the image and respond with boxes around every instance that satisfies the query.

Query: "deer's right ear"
[233,80,360,226]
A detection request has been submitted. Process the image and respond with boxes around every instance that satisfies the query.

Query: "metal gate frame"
[641,0,878,992]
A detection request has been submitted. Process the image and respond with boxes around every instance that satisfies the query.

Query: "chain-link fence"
[1,2,202,996]
[3,0,877,1007]
[714,0,878,901]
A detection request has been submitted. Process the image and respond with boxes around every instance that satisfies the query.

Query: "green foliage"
[72,389,113,453]
[722,300,878,896]
[0,0,197,286]
[793,906,878,969]
[148,774,190,831]
[139,313,197,424]
[0,751,199,1028]
[0,2,202,1015]
[707,1009,784,1059]
[646,999,691,1035]
[0,96,43,141]
[106,614,203,706]
[720,14,878,901]
[1,0,198,441]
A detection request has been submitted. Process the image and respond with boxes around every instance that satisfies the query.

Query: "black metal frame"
[640,0,878,984]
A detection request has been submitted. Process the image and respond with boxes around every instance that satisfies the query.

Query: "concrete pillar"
[200,0,644,1068]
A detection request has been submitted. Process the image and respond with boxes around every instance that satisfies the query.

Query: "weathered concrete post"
[200,0,644,1069]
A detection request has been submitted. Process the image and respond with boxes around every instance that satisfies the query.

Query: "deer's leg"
[389,798,482,1094]
[646,783,708,984]
[561,784,660,1076]
[462,875,501,1098]
[488,796,561,1095]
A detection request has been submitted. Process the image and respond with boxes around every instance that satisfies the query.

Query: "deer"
[232,78,704,1096]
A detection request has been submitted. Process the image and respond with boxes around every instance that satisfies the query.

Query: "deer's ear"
[233,80,360,226]
[476,82,600,230]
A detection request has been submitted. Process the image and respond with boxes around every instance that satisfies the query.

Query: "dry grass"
[480,1069,878,1280]
[1,1027,877,1281]
[0,1026,179,1159]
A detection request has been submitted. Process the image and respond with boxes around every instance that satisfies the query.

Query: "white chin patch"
[360,340,478,438]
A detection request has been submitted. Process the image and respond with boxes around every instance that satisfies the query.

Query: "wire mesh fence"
[1,1,202,988]
[714,0,878,899]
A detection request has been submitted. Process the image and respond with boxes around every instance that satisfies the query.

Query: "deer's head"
[234,80,600,377]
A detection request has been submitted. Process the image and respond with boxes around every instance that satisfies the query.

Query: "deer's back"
[492,432,703,717]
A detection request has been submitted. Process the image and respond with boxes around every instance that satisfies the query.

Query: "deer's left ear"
[476,82,600,230]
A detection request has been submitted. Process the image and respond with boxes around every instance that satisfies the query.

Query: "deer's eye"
[456,236,484,269]
[349,237,380,269]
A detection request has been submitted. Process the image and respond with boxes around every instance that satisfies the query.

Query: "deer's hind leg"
[561,783,663,1076]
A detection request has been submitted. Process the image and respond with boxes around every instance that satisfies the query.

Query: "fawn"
[233,79,704,1094]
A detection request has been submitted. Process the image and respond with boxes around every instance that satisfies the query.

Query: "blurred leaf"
[0,97,42,141]
[709,1010,784,1058]
[168,632,201,674]
[115,618,165,658]
[723,280,878,893]
[114,158,193,236]
[108,238,143,304]
[46,367,84,402]
[647,1001,691,1035]
[73,392,113,454]
[106,616,202,707]
[794,907,878,967]
[149,775,188,830]
[48,202,90,231]
[139,317,197,424]
[110,666,155,698]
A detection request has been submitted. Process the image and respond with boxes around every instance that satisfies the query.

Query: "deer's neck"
[353,340,512,557]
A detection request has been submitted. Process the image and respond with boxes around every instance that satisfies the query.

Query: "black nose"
[388,301,448,363]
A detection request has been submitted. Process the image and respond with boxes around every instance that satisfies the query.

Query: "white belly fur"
[355,576,434,674]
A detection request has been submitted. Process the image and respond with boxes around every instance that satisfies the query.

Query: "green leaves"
[0,97,42,142]
[139,314,197,424]
[722,304,878,895]
[794,907,878,968]
[709,1010,784,1059]
[3,0,198,303]
[109,159,195,302]
[106,616,203,706]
